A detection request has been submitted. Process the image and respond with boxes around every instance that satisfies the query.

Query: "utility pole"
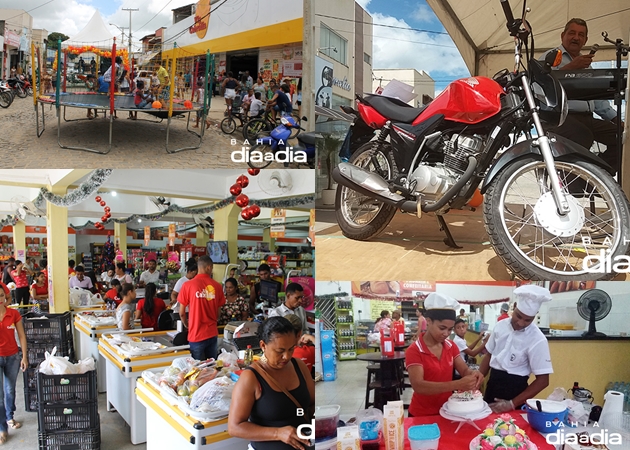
[302,0,315,132]
[122,8,139,68]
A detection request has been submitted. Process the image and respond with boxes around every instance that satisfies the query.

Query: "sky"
[0,0,194,51]
[355,0,470,95]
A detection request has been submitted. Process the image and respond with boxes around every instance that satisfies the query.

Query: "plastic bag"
[69,287,92,307]
[547,387,569,402]
[39,347,79,375]
[169,357,197,372]
[217,349,238,368]
[356,407,383,441]
[76,357,96,374]
[189,376,235,413]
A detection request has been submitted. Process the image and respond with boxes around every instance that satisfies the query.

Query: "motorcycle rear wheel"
[484,157,630,280]
[15,85,27,98]
[0,91,12,108]
[247,143,274,169]
[335,141,398,240]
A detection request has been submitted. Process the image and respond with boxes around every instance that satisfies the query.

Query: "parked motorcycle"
[246,116,319,169]
[333,0,630,281]
[6,76,27,98]
[18,75,33,96]
[0,81,14,108]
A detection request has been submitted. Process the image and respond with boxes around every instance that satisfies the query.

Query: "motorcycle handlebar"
[501,0,515,26]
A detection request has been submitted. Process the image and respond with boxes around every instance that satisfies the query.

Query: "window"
[364,53,371,65]
[320,23,347,65]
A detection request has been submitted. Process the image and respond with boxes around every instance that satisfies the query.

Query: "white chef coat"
[452,334,468,376]
[139,269,160,285]
[485,318,553,377]
[171,276,190,314]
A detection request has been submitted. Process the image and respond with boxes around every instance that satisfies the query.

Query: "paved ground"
[0,93,293,169]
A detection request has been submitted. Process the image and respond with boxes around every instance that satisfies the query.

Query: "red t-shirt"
[69,267,76,277]
[136,298,166,330]
[293,345,315,372]
[498,312,510,321]
[10,269,29,288]
[106,288,122,305]
[30,283,48,296]
[177,273,226,343]
[405,333,462,416]
[0,308,22,356]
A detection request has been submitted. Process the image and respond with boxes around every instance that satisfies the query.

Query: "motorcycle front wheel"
[335,141,398,240]
[484,158,630,280]
[26,87,33,96]
[15,85,27,98]
[0,91,12,108]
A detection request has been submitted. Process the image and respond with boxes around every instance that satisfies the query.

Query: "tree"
[47,32,69,50]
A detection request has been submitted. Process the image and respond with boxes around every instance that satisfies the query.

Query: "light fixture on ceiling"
[138,218,142,223]
[111,191,117,197]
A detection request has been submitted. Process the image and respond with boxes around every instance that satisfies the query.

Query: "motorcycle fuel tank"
[413,77,504,125]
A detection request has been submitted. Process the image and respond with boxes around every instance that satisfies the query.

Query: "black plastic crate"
[28,341,75,367]
[38,427,100,450]
[24,387,38,412]
[37,403,99,432]
[23,312,72,343]
[37,371,97,405]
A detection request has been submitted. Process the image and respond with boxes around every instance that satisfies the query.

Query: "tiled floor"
[316,359,413,422]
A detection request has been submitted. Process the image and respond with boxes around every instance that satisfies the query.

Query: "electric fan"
[576,289,612,338]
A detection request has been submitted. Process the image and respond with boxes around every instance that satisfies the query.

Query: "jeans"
[0,353,21,433]
[136,99,151,109]
[188,336,218,361]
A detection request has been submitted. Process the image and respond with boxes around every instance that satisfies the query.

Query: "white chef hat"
[424,292,460,321]
[513,285,552,316]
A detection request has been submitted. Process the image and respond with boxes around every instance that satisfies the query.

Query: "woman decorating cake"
[405,293,485,416]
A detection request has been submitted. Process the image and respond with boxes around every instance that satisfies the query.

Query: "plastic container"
[315,404,340,442]
[408,423,440,450]
[522,400,568,433]
[549,307,584,330]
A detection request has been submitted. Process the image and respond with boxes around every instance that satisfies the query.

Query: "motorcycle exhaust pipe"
[333,156,477,214]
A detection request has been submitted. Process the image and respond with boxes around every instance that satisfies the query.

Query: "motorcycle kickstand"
[436,215,462,249]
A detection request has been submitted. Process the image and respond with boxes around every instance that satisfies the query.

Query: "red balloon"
[100,201,106,207]
[229,184,242,196]
[101,215,107,222]
[104,212,111,219]
[247,168,260,176]
[250,204,261,217]
[95,222,102,228]
[235,194,249,208]
[236,175,249,188]
[241,208,253,220]
[104,206,111,213]
[95,196,102,203]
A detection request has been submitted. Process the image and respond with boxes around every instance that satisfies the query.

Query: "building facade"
[372,68,435,107]
[0,9,34,78]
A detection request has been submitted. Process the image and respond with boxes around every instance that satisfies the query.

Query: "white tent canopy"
[63,11,115,48]
[426,0,630,77]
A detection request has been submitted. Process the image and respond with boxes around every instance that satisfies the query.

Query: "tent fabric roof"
[426,0,630,77]
[63,11,115,48]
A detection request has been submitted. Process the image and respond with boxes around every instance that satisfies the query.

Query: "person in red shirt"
[284,314,315,374]
[68,259,76,278]
[135,283,166,330]
[30,272,48,301]
[178,256,226,361]
[105,279,123,307]
[10,260,32,311]
[406,293,485,417]
[0,282,29,443]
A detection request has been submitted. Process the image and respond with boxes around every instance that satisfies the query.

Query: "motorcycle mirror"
[545,49,563,68]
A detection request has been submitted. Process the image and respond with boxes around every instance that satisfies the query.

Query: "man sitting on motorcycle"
[266,83,293,121]
[540,18,623,177]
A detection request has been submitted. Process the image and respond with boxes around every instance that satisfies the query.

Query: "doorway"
[226,51,258,81]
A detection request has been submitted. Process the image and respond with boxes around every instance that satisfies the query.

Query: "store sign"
[283,61,302,77]
[190,0,210,39]
[332,76,351,91]
[369,300,396,320]
[144,226,150,246]
[270,208,286,238]
[168,223,176,246]
[351,281,435,299]
[4,30,20,48]
[315,56,333,108]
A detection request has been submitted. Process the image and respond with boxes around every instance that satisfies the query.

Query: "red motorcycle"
[333,0,630,281]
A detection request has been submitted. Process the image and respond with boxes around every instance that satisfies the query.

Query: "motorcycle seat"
[363,94,428,124]
[297,132,322,146]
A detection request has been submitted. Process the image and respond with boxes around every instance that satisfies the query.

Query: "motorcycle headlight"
[558,84,568,127]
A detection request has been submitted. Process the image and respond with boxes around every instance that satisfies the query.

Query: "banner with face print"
[315,55,333,108]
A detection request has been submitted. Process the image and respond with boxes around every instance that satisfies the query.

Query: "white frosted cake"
[446,390,484,414]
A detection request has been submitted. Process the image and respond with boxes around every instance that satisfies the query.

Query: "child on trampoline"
[129,79,154,120]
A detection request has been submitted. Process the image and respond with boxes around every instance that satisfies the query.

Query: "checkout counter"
[98,330,190,444]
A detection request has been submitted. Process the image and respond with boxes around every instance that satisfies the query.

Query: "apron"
[483,368,529,407]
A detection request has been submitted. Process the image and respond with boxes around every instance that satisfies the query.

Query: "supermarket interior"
[314,281,630,450]
[0,169,315,449]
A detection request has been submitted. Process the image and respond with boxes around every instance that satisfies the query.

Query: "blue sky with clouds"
[357,0,470,94]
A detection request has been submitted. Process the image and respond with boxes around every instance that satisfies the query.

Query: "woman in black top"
[228,317,314,450]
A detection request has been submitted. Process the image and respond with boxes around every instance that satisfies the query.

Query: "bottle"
[244,345,253,367]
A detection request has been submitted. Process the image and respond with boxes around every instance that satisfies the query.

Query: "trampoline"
[36,92,207,154]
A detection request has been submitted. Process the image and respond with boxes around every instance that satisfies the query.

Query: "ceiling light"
[111,191,117,197]
[138,219,142,223]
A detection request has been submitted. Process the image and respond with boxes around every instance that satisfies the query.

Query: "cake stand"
[439,402,492,433]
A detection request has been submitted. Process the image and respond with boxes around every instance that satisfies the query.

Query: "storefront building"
[161,0,302,85]
[0,9,33,78]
